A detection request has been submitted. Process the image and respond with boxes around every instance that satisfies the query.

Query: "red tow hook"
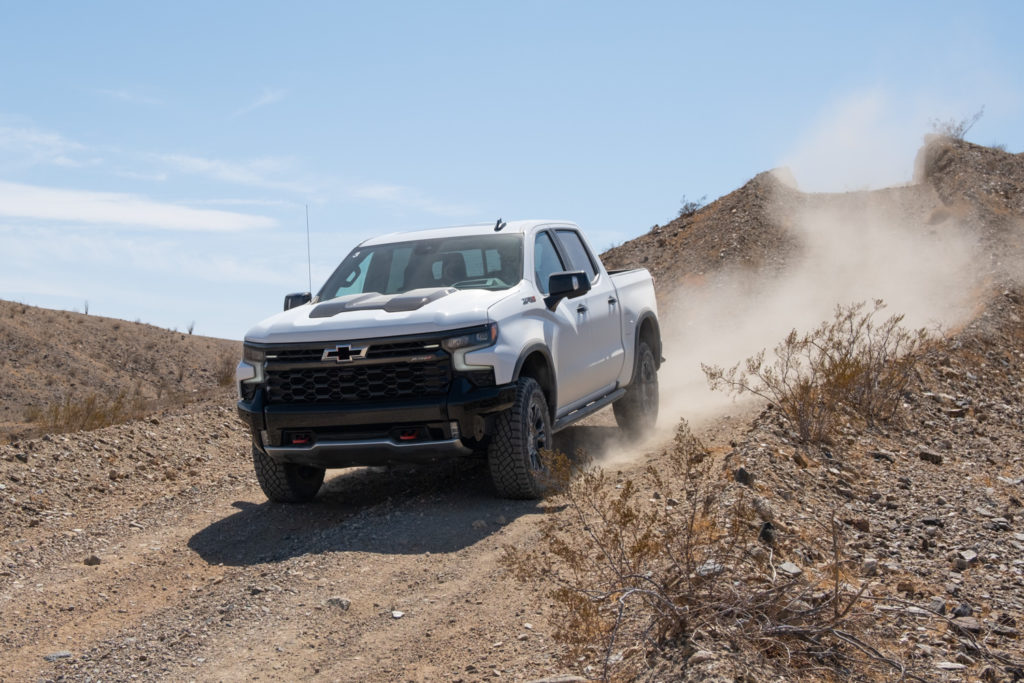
[398,429,419,441]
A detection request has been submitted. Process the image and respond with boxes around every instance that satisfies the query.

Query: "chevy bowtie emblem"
[321,344,368,363]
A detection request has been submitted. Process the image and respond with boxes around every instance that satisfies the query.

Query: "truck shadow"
[188,426,616,567]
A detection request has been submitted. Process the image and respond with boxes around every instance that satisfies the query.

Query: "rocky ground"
[1,137,1022,681]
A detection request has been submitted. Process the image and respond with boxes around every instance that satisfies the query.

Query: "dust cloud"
[653,182,985,441]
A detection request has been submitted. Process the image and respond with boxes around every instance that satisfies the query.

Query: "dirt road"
[0,398,683,682]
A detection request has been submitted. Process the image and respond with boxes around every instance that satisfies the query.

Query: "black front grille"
[266,360,451,404]
[266,340,441,363]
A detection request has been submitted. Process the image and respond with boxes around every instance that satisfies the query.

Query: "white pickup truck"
[236,220,661,502]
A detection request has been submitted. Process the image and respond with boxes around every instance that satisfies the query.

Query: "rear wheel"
[488,377,552,499]
[613,341,659,437]
[252,445,325,503]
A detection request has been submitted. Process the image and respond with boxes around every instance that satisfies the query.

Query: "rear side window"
[555,229,598,283]
[533,232,565,294]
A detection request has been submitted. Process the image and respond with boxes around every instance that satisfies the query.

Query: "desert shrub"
[216,352,238,387]
[505,422,896,680]
[677,194,706,219]
[930,106,984,141]
[702,301,927,443]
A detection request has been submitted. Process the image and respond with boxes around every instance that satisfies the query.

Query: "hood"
[244,287,516,344]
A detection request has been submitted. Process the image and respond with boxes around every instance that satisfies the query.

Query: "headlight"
[243,345,266,364]
[442,323,498,352]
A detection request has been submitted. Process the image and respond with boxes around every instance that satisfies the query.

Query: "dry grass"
[504,422,907,681]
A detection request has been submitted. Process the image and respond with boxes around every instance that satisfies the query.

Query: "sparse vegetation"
[216,352,238,388]
[930,105,984,141]
[677,194,706,219]
[702,301,928,444]
[24,390,152,434]
[505,423,898,680]
[188,320,195,335]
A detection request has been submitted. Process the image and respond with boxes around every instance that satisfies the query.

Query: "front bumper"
[237,377,516,468]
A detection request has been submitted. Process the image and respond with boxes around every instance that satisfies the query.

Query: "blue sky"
[2,1,1021,339]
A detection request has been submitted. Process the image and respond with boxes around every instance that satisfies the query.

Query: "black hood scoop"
[309,287,456,318]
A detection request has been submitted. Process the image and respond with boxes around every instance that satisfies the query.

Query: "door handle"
[608,296,618,306]
[576,304,588,314]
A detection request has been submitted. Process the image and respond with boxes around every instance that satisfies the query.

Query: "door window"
[533,232,566,294]
[555,229,598,283]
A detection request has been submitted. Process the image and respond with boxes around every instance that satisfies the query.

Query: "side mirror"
[284,292,312,311]
[545,271,590,311]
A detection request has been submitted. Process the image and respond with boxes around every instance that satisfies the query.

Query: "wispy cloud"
[232,88,287,118]
[0,124,99,168]
[0,180,276,231]
[160,152,313,194]
[95,88,162,105]
[349,183,477,217]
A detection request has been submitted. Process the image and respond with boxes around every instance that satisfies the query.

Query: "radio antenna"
[305,204,312,295]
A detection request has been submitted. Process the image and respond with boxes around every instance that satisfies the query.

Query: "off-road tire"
[488,377,552,499]
[613,341,659,437]
[252,445,325,503]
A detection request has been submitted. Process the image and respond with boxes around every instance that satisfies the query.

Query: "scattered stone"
[792,451,808,468]
[921,517,944,527]
[697,560,724,577]
[952,602,973,618]
[758,521,776,546]
[778,562,802,577]
[665,498,679,507]
[958,549,979,565]
[688,650,716,665]
[83,555,101,566]
[936,661,967,671]
[928,596,947,615]
[326,596,350,611]
[44,651,72,662]
[918,449,943,465]
[897,580,916,594]
[861,558,878,576]
[952,616,983,633]
[14,452,29,463]
[846,517,870,533]
[869,449,896,463]
[391,610,404,619]
[734,467,753,486]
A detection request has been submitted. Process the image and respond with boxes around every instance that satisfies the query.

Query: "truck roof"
[359,219,577,246]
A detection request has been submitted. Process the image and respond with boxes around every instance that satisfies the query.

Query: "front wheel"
[613,341,659,437]
[252,445,325,503]
[488,377,552,499]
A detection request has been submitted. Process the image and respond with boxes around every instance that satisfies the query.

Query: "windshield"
[317,233,524,301]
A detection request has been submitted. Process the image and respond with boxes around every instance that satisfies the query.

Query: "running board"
[553,388,626,432]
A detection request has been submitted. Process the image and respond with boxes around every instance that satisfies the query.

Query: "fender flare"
[631,311,663,380]
[512,343,557,415]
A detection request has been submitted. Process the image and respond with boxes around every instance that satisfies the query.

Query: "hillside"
[1,137,1022,681]
[0,301,240,440]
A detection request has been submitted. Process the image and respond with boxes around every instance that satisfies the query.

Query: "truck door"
[553,229,625,397]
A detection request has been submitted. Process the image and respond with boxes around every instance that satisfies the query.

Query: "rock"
[846,518,870,533]
[792,451,808,468]
[952,616,983,633]
[918,449,943,465]
[14,452,29,463]
[936,661,967,671]
[958,549,979,565]
[758,521,776,546]
[897,580,916,594]
[688,650,716,665]
[666,498,679,507]
[861,558,878,576]
[952,602,973,618]
[326,596,350,611]
[391,610,404,619]
[44,651,72,662]
[83,555,101,566]
[526,676,586,683]
[869,449,896,463]
[734,467,753,486]
[921,517,944,527]
[778,562,802,577]
[928,596,947,615]
[697,560,724,577]
[989,517,1011,531]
